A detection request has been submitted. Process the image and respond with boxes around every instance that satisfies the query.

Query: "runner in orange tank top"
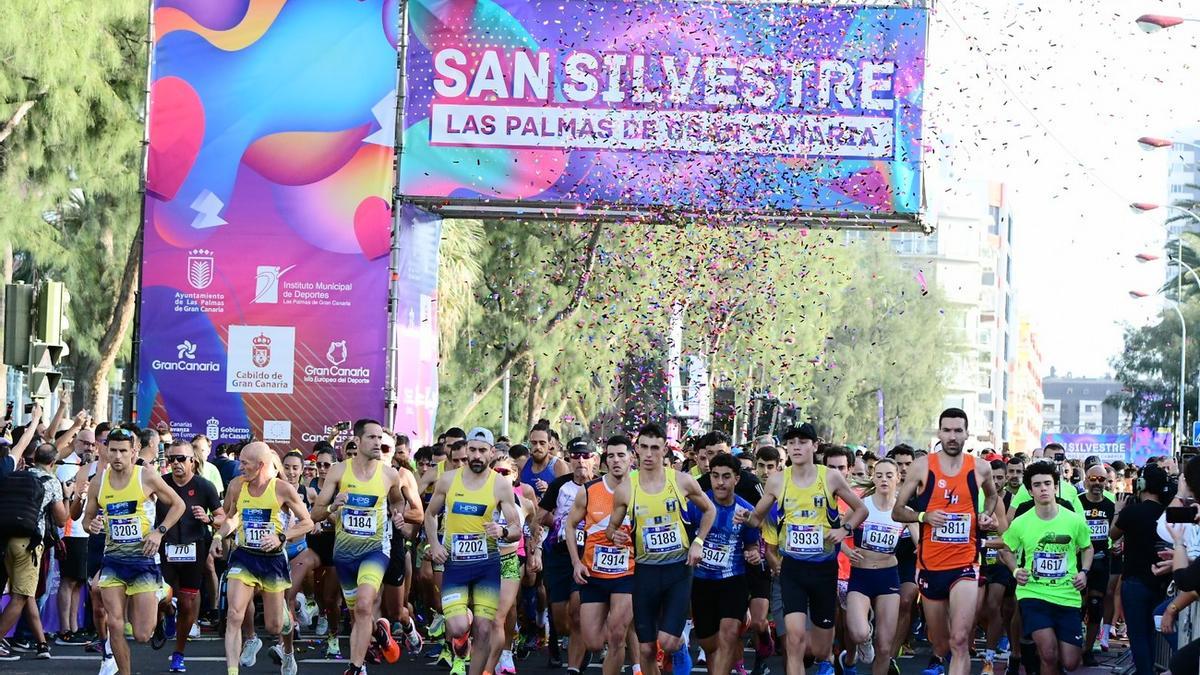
[892,409,1005,675]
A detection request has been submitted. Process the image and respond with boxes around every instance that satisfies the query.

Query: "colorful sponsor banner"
[1040,434,1130,463]
[137,0,400,449]
[390,205,441,444]
[399,0,927,214]
[1130,426,1173,466]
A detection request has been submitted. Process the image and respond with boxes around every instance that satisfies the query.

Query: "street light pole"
[1168,301,1187,447]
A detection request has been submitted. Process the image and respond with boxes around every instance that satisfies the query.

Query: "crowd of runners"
[2,403,1200,675]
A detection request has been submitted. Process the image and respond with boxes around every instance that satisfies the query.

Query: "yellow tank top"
[631,470,688,565]
[778,465,840,562]
[236,478,286,554]
[442,469,498,564]
[98,466,153,561]
[334,461,391,559]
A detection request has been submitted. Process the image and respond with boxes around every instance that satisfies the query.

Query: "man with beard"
[425,427,522,675]
[312,420,425,675]
[538,437,599,675]
[892,409,1003,675]
[567,436,636,675]
[1077,464,1115,665]
[83,428,187,675]
[998,463,1092,674]
[521,422,569,500]
[157,439,224,672]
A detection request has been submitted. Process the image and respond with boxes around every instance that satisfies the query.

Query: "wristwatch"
[843,524,854,535]
[156,524,168,534]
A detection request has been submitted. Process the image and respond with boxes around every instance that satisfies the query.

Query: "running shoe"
[55,632,84,646]
[35,642,50,659]
[498,650,517,675]
[855,639,874,666]
[756,631,775,659]
[9,639,35,653]
[997,636,1010,656]
[697,648,707,666]
[920,659,945,675]
[450,656,469,675]
[814,661,836,675]
[282,651,298,675]
[428,644,451,668]
[428,613,447,640]
[151,622,167,650]
[887,659,900,675]
[269,644,285,665]
[373,618,401,663]
[733,659,750,675]
[241,636,264,667]
[316,616,330,637]
[981,659,994,675]
[85,638,104,653]
[672,647,692,675]
[189,623,201,639]
[0,639,17,661]
[164,613,177,640]
[404,623,423,655]
[342,665,366,675]
[169,651,187,672]
[838,650,857,675]
[325,635,343,659]
[98,656,119,675]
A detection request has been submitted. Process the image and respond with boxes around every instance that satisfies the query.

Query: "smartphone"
[1165,506,1197,523]
[24,403,33,414]
[1053,452,1066,462]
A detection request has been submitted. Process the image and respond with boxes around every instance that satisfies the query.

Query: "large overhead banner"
[399,0,927,215]
[1040,433,1130,464]
[137,0,399,449]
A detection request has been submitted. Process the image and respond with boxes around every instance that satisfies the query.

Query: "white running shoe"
[316,616,330,637]
[281,651,298,675]
[241,636,263,667]
[189,623,201,639]
[98,656,119,675]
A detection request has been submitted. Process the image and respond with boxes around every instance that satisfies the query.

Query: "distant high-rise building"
[1006,318,1043,453]
[1041,371,1129,435]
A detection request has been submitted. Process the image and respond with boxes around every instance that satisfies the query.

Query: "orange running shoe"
[374,618,401,664]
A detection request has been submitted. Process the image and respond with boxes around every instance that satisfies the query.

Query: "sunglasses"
[167,455,191,464]
[107,429,134,442]
[1087,476,1107,483]
[317,462,333,468]
[570,452,593,459]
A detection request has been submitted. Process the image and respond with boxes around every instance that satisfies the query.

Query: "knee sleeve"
[1086,595,1103,624]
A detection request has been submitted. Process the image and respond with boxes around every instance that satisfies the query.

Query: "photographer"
[1161,456,1200,675]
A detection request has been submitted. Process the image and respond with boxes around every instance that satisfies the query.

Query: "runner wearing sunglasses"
[1077,465,1116,664]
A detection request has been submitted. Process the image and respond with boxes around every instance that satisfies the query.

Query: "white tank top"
[855,493,904,555]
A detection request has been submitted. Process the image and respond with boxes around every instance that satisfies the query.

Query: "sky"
[924,0,1198,378]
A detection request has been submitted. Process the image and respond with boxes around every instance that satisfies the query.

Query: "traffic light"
[3,282,33,366]
[29,280,70,400]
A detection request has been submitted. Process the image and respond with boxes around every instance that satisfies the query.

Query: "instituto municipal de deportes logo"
[187,249,214,290]
[252,333,272,368]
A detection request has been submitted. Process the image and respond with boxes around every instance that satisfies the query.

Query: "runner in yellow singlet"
[218,443,312,675]
[606,423,716,675]
[312,420,424,675]
[424,427,522,675]
[84,428,187,675]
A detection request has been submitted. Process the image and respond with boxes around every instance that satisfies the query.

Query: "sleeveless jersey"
[334,462,391,559]
[443,470,499,565]
[521,456,560,499]
[236,478,287,554]
[778,465,840,562]
[494,485,527,557]
[854,493,904,555]
[581,477,634,578]
[98,466,153,561]
[630,470,689,565]
[1078,494,1115,557]
[915,453,979,571]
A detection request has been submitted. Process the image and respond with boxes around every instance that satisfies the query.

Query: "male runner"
[978,459,1016,675]
[999,462,1092,674]
[689,453,762,675]
[158,439,225,672]
[743,423,868,675]
[83,427,187,675]
[218,442,313,675]
[1077,464,1115,665]
[1006,444,1081,519]
[425,427,522,675]
[312,420,424,675]
[522,422,569,500]
[608,423,716,675]
[539,437,599,675]
[378,432,425,655]
[892,409,1002,675]
[567,435,636,675]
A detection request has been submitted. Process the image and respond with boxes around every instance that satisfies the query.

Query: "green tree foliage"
[1,1,147,413]
[1110,302,1197,431]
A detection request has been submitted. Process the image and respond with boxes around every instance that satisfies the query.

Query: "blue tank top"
[520,456,560,499]
[687,493,760,580]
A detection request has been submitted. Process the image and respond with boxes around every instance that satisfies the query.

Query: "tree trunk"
[85,224,142,420]
[524,358,541,430]
[0,99,37,146]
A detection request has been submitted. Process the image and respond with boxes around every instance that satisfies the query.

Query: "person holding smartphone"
[1110,463,1171,675]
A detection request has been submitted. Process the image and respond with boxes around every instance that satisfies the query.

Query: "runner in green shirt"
[999,462,1093,673]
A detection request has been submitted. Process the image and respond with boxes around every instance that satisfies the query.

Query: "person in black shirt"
[1078,465,1116,665]
[1110,463,1170,675]
[157,440,224,671]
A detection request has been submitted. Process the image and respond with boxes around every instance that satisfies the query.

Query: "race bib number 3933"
[785,524,824,556]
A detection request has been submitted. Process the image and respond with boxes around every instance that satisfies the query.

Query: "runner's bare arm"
[565,488,589,569]
[423,471,451,546]
[892,456,927,523]
[310,463,346,523]
[551,458,570,478]
[679,471,716,540]
[605,478,632,543]
[390,466,424,525]
[977,461,1006,530]
[83,470,103,534]
[220,478,244,538]
[520,484,541,544]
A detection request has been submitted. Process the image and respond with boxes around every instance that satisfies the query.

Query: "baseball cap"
[567,436,595,456]
[466,427,495,446]
[796,423,819,441]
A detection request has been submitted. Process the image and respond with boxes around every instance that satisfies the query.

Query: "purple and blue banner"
[398,0,928,215]
[1040,428,1175,464]
[137,0,404,449]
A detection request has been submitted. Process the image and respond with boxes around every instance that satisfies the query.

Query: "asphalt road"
[1,629,1133,675]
